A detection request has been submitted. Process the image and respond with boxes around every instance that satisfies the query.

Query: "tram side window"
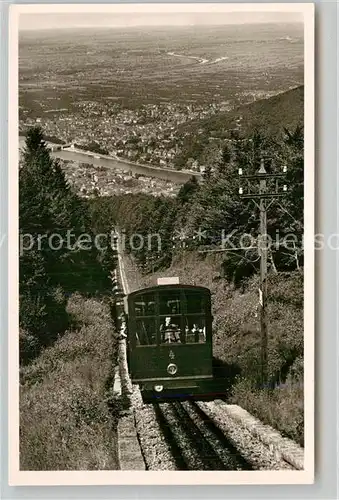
[136,318,157,345]
[184,317,206,343]
[133,293,156,317]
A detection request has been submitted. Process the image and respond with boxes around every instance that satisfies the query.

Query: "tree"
[19,126,111,362]
[171,128,304,282]
[177,176,200,205]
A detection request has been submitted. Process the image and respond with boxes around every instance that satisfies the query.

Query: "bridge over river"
[19,136,201,185]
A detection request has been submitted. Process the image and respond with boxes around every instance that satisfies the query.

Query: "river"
[19,136,201,185]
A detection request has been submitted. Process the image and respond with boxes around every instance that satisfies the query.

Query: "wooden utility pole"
[239,158,287,387]
[259,160,268,386]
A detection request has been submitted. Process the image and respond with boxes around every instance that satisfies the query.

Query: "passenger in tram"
[192,323,200,343]
[160,316,181,343]
[185,322,206,343]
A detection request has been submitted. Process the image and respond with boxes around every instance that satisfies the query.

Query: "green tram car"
[125,283,214,396]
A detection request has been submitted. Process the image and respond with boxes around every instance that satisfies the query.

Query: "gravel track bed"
[131,387,178,470]
[196,400,294,470]
[155,402,214,470]
[119,252,142,293]
[181,401,252,470]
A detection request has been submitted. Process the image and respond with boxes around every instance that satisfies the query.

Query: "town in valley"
[19,23,303,196]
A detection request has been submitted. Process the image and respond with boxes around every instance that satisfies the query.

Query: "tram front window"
[136,318,157,345]
[160,316,181,344]
[185,291,205,314]
[159,291,181,316]
[184,317,206,343]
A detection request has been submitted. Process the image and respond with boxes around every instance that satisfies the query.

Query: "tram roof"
[127,284,211,299]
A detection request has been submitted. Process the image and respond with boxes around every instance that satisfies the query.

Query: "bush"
[230,378,304,446]
[19,329,40,364]
[19,288,70,363]
[20,295,119,470]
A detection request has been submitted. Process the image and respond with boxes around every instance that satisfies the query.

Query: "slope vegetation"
[20,295,119,470]
[175,85,303,168]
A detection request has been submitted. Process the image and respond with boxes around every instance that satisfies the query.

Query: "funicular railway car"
[125,281,214,397]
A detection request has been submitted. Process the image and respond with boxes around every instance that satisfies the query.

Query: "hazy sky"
[19,12,303,31]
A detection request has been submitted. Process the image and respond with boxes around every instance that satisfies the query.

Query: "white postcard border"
[8,2,314,486]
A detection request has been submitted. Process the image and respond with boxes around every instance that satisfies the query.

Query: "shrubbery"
[20,295,119,470]
[230,378,304,445]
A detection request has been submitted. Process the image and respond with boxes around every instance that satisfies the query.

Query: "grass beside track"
[20,294,119,470]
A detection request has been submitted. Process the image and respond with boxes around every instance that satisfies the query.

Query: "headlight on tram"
[167,363,178,376]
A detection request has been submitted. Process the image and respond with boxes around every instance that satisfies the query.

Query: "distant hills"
[187,85,303,137]
[175,85,304,168]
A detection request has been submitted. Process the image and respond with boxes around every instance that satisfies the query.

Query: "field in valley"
[19,23,304,117]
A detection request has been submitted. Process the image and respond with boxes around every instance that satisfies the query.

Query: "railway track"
[154,400,253,471]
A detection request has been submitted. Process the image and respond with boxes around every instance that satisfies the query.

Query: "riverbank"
[19,135,201,185]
